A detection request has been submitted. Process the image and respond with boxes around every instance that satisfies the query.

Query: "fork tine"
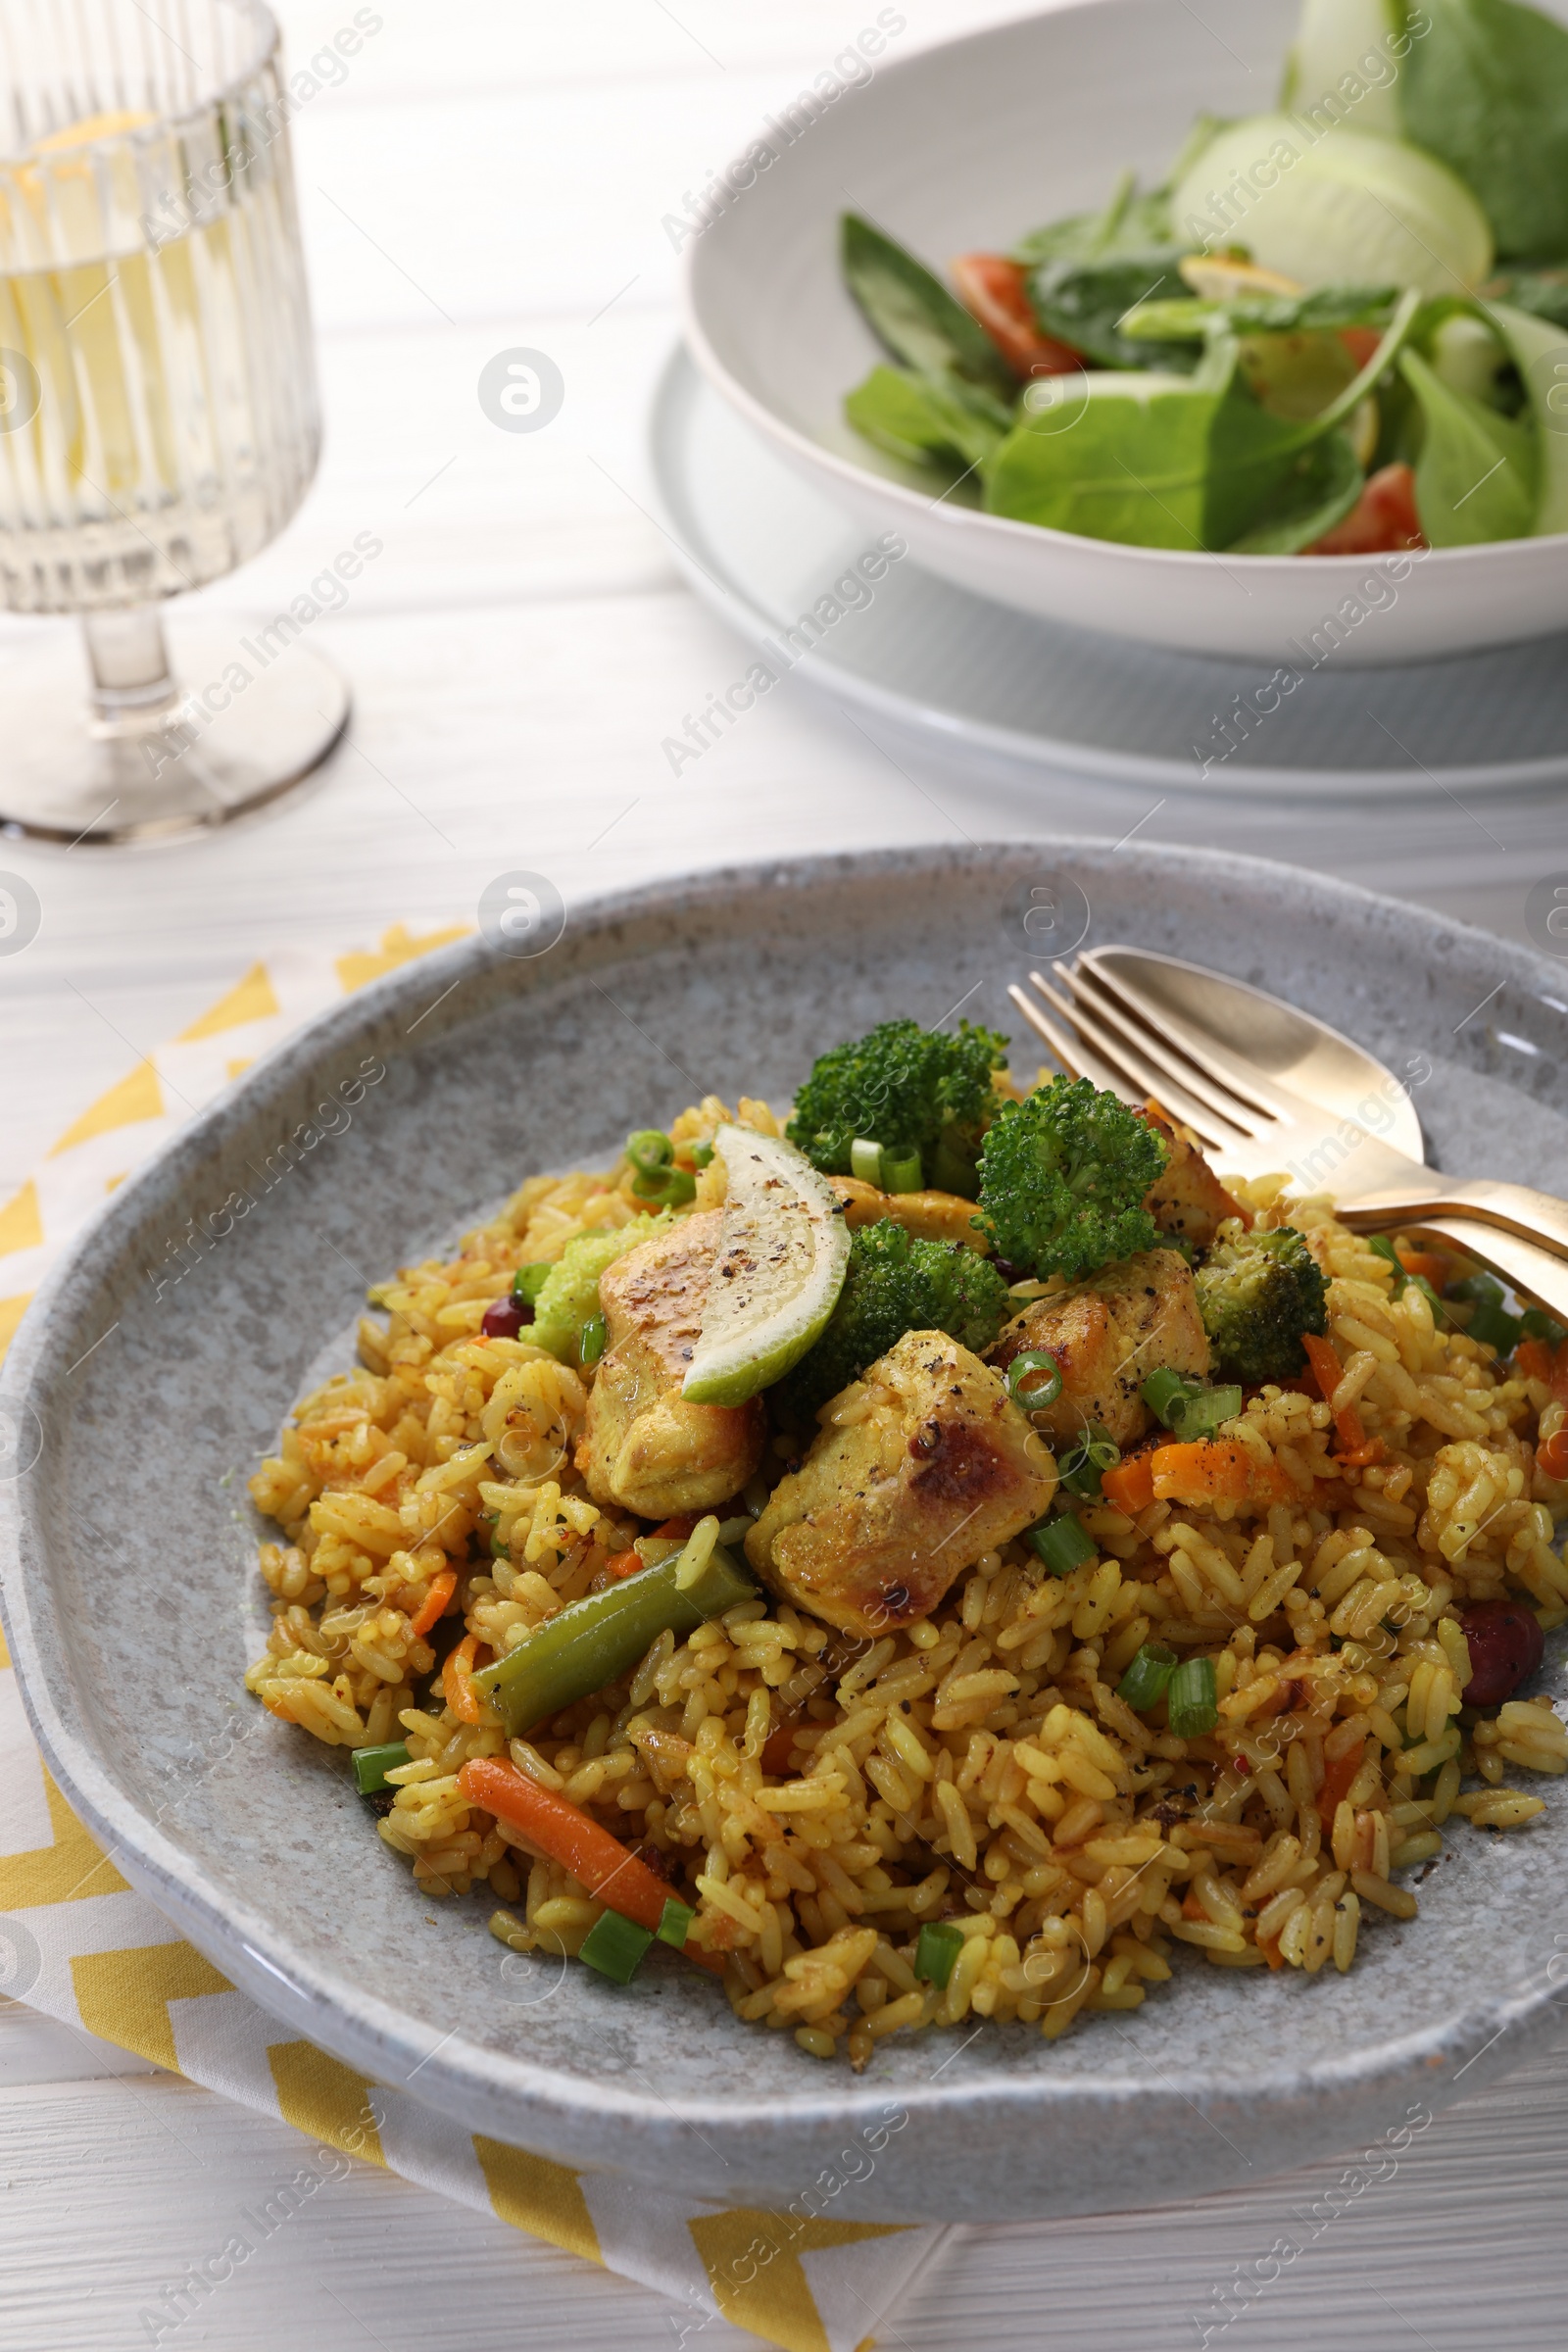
[1057,959,1274,1137]
[1077,948,1301,1123]
[1007,981,1138,1104]
[1028,970,1245,1154]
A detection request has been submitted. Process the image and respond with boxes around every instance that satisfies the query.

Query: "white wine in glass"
[0,0,346,842]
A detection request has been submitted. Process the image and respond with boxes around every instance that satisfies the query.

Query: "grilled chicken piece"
[575,1210,764,1518]
[988,1248,1211,1452]
[1140,1105,1244,1250]
[828,1178,989,1252]
[745,1330,1056,1638]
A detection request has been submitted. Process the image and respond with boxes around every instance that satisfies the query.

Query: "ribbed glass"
[0,0,319,612]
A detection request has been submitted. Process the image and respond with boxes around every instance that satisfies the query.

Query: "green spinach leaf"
[1400,0,1568,260]
[1483,263,1568,328]
[1482,297,1568,529]
[1030,252,1197,369]
[1010,168,1177,268]
[1400,345,1538,541]
[841,214,1013,393]
[1227,431,1364,551]
[985,289,1420,550]
[843,364,1012,475]
[984,368,1229,547]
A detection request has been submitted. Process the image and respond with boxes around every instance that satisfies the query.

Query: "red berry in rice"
[1458,1599,1545,1708]
[481,1297,530,1340]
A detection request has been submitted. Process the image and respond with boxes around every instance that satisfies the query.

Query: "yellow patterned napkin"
[0,923,944,2352]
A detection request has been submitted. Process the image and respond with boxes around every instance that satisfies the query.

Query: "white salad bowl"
[682,0,1568,666]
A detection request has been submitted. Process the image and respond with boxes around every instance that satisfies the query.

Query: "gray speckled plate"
[3,844,1567,2224]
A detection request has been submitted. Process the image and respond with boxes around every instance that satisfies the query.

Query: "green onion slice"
[1006,1349,1063,1411]
[352,1740,409,1794]
[914,1920,965,1988]
[626,1128,674,1177]
[1025,1513,1097,1577]
[1116,1642,1178,1712]
[1445,1271,1522,1349]
[1166,1655,1219,1740]
[1469,1298,1522,1353]
[881,1148,923,1195]
[1172,1384,1243,1438]
[513,1261,553,1305]
[1519,1306,1568,1348]
[635,1167,698,1207]
[850,1137,885,1186]
[687,1140,715,1169]
[579,1309,609,1368]
[1141,1367,1195,1425]
[1056,1423,1119,1497]
[657,1897,695,1950]
[625,1129,698,1207]
[579,1908,655,1984]
[1141,1368,1242,1439]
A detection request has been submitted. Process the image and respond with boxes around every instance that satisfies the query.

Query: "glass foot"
[0,613,351,845]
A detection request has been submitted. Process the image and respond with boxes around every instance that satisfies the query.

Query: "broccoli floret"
[775,1220,1012,1423]
[1194,1221,1329,1385]
[786,1017,1008,1197]
[974,1075,1168,1281]
[531,1213,671,1361]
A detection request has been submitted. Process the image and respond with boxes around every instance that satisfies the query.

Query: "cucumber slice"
[1171,115,1493,296]
[1281,0,1404,139]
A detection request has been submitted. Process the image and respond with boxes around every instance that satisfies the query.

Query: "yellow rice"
[246,1092,1568,2066]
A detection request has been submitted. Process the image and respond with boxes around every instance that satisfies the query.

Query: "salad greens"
[838,0,1568,555]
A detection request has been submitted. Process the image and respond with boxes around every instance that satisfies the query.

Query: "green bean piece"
[352,1740,410,1794]
[473,1540,758,1736]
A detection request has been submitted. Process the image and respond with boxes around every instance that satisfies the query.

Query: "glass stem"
[80,608,181,728]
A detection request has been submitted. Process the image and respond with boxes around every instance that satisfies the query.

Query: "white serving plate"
[683,0,1568,664]
[650,342,1568,797]
[4,846,1568,2221]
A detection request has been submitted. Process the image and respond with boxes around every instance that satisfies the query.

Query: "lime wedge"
[681,1125,850,1406]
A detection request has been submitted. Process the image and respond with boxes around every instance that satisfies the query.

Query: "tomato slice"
[950,252,1084,379]
[1306,461,1427,556]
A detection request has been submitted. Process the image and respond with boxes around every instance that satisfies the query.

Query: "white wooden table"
[2,4,1566,2343]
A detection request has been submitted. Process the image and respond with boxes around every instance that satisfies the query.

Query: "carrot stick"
[1102,1453,1155,1515]
[1300,1333,1377,1459]
[652,1515,698,1542]
[1395,1247,1447,1286]
[1551,1340,1568,1405]
[443,1633,484,1724]
[457,1757,723,1972]
[1300,1332,1345,1409]
[1151,1439,1295,1509]
[1515,1339,1553,1385]
[408,1567,458,1638]
[1316,1740,1365,1830]
[605,1548,644,1581]
[1538,1428,1568,1481]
